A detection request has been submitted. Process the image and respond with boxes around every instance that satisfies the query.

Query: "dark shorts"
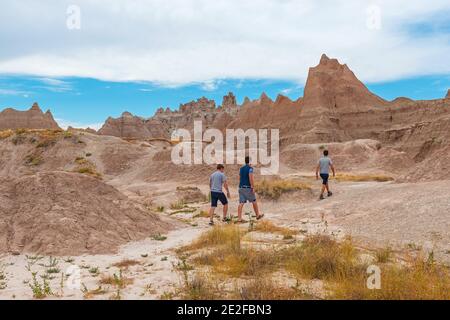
[210,191,228,207]
[320,173,329,185]
[239,188,257,203]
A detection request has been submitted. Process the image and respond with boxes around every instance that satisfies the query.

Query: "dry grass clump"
[335,173,394,182]
[255,179,311,199]
[254,220,298,238]
[77,167,101,177]
[75,156,88,165]
[235,278,308,300]
[195,247,278,277]
[170,200,187,210]
[0,130,13,139]
[187,224,243,251]
[24,154,43,166]
[181,273,220,300]
[331,255,450,300]
[282,235,361,281]
[180,225,450,300]
[188,225,278,277]
[112,259,140,269]
[375,246,392,263]
[99,271,133,288]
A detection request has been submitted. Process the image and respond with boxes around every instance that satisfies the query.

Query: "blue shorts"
[211,191,228,208]
[239,188,256,203]
[320,173,329,185]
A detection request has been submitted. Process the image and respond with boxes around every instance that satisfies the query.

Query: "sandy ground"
[261,178,450,264]
[0,224,207,299]
[0,150,449,298]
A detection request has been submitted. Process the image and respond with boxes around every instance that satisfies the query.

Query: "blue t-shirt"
[239,165,254,188]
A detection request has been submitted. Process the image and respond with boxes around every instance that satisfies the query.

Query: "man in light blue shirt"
[316,150,336,200]
[209,164,230,226]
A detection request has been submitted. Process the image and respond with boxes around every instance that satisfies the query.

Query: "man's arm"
[249,172,255,191]
[223,180,230,197]
[330,164,336,177]
[316,164,320,179]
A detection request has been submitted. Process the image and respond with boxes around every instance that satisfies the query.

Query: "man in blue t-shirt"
[237,156,264,223]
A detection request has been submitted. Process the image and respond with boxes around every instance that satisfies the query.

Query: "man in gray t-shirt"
[315,150,336,200]
[209,164,231,225]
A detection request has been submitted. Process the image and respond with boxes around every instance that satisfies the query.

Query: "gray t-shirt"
[318,157,333,174]
[210,171,227,193]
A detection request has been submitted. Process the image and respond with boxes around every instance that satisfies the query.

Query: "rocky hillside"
[0,103,60,130]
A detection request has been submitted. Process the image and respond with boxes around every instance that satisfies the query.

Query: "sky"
[0,0,449,129]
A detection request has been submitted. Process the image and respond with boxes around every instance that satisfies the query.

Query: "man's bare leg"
[209,207,216,223]
[237,203,244,221]
[252,201,262,218]
[321,184,326,196]
[223,204,228,220]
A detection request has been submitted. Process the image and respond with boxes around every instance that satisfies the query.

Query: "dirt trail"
[263,179,450,264]
[0,225,206,300]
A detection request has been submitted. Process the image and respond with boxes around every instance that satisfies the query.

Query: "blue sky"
[1,0,449,128]
[1,75,449,129]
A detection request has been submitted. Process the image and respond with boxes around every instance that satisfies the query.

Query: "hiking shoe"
[209,220,214,226]
[256,214,265,220]
[327,191,333,197]
[235,219,248,224]
[319,194,325,200]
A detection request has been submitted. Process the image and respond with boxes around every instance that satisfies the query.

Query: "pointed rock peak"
[275,94,292,105]
[121,111,133,117]
[259,92,272,102]
[30,102,42,111]
[446,89,450,99]
[320,54,330,64]
[242,97,251,105]
[222,92,237,108]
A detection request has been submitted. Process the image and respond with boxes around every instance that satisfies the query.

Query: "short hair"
[245,156,250,164]
[323,150,329,156]
[217,164,224,170]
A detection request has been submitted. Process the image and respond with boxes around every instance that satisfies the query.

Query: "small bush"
[170,200,187,210]
[335,173,394,182]
[187,225,243,251]
[282,235,361,281]
[112,259,140,269]
[0,130,13,139]
[254,220,298,238]
[375,246,392,263]
[181,273,219,300]
[236,278,307,300]
[152,233,167,241]
[99,270,133,289]
[25,154,43,166]
[77,167,101,178]
[255,179,311,200]
[331,255,450,300]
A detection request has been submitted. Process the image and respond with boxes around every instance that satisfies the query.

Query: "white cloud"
[36,77,73,92]
[0,88,30,96]
[201,80,222,91]
[0,0,449,85]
